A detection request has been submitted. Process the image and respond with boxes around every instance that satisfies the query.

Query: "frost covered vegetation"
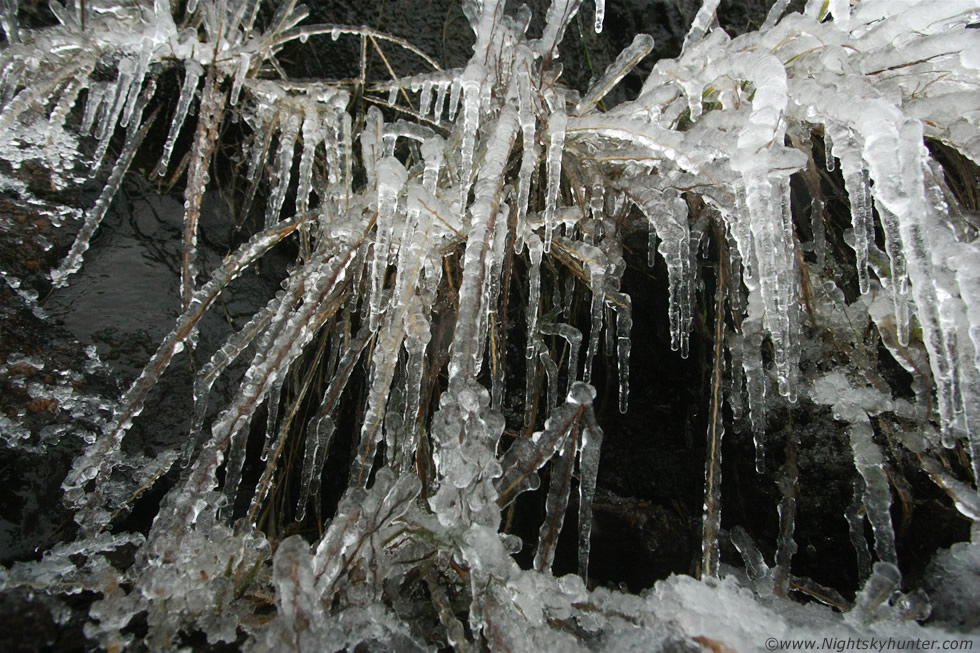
[0,0,979,649]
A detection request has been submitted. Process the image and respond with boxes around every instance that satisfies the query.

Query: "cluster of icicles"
[0,0,978,648]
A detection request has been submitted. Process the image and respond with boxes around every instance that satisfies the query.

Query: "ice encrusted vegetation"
[0,0,979,649]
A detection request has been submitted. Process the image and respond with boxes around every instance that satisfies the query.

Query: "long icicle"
[701,244,726,578]
[155,60,203,178]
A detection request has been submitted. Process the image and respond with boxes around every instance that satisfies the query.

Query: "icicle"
[526,234,544,363]
[537,0,585,59]
[433,80,448,123]
[236,0,261,35]
[261,379,286,462]
[401,326,430,469]
[155,60,203,178]
[577,395,602,580]
[726,334,745,425]
[0,59,82,137]
[92,57,138,170]
[0,57,21,107]
[120,43,151,128]
[830,125,873,294]
[459,63,483,208]
[245,107,275,186]
[593,0,605,33]
[851,562,902,624]
[665,198,692,357]
[370,157,408,332]
[361,106,384,191]
[743,295,768,469]
[383,379,408,473]
[381,130,397,158]
[846,477,874,582]
[729,186,755,281]
[221,402,256,508]
[877,120,956,439]
[540,322,582,396]
[920,457,980,522]
[850,418,898,566]
[51,81,157,289]
[632,186,692,357]
[775,177,799,402]
[296,108,322,217]
[682,0,721,53]
[295,415,334,522]
[556,241,603,384]
[341,110,353,202]
[347,241,370,315]
[321,104,341,187]
[731,526,770,584]
[742,175,796,397]
[535,413,580,570]
[761,0,792,30]
[80,83,107,136]
[230,52,250,106]
[421,136,445,194]
[501,385,586,509]
[538,341,559,410]
[239,111,277,224]
[849,171,874,295]
[418,80,434,118]
[447,77,462,121]
[449,107,518,382]
[615,294,632,414]
[575,33,654,115]
[543,92,567,253]
[477,196,510,378]
[93,63,128,141]
[515,69,536,254]
[587,174,604,248]
[265,111,301,228]
[47,75,87,144]
[524,345,539,429]
[876,204,911,347]
[647,219,659,267]
[296,327,371,516]
[810,196,826,270]
[351,328,403,487]
[824,127,835,172]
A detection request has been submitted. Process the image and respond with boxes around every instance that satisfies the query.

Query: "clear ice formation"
[0,0,979,649]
